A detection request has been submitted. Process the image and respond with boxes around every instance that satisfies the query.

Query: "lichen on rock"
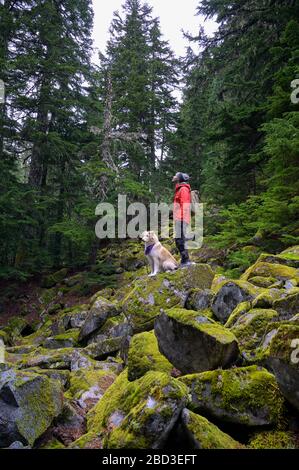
[180,409,244,449]
[179,365,286,427]
[122,264,215,333]
[80,370,188,449]
[127,331,173,381]
[155,308,239,374]
[0,368,63,447]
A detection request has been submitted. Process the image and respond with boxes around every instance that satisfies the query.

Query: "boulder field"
[0,244,299,449]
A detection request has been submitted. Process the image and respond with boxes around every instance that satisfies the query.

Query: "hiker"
[172,172,193,267]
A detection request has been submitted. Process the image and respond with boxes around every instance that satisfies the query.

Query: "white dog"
[141,231,178,277]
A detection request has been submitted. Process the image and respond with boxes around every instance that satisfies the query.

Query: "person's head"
[172,172,190,184]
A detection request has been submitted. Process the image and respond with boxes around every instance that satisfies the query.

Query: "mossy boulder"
[248,430,297,449]
[241,261,299,284]
[122,264,215,333]
[280,246,299,256]
[84,336,124,360]
[211,280,261,323]
[260,251,299,269]
[65,368,116,409]
[0,368,63,447]
[154,308,239,374]
[24,368,70,387]
[272,291,299,321]
[87,314,132,346]
[60,305,89,329]
[211,274,227,294]
[224,301,252,328]
[127,331,173,381]
[179,366,286,427]
[14,319,55,348]
[179,409,244,449]
[251,288,286,309]
[185,288,213,311]
[267,324,299,411]
[249,276,278,288]
[78,296,121,343]
[5,316,34,341]
[8,347,95,371]
[82,370,188,449]
[40,438,66,449]
[43,329,80,349]
[230,309,279,351]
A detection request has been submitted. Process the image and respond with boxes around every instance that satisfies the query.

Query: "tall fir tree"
[99,0,179,196]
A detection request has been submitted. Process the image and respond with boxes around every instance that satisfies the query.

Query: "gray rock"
[154,309,239,374]
[211,280,260,323]
[8,441,30,449]
[273,292,299,321]
[0,368,63,448]
[266,324,299,411]
[180,366,285,427]
[123,264,215,333]
[79,297,120,343]
[84,337,123,360]
[87,316,132,346]
[179,409,244,449]
[185,289,213,311]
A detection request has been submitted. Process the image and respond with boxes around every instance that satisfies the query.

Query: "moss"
[272,291,299,320]
[166,308,238,344]
[9,346,96,371]
[70,431,102,449]
[0,329,10,345]
[231,309,279,350]
[241,261,299,283]
[18,319,55,347]
[86,370,188,448]
[40,438,66,449]
[127,331,173,381]
[10,370,63,445]
[280,246,299,257]
[182,409,244,449]
[212,278,261,297]
[249,276,278,288]
[180,366,286,427]
[122,264,215,332]
[211,274,228,294]
[26,367,70,386]
[51,329,80,347]
[252,289,283,308]
[268,324,299,363]
[225,301,252,328]
[7,316,28,334]
[85,336,123,359]
[248,431,297,449]
[65,368,116,400]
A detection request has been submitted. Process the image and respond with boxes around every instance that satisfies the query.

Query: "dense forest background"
[0,0,298,282]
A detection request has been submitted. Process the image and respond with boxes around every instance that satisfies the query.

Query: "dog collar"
[145,244,155,256]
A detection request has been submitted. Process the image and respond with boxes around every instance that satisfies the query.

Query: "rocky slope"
[0,242,299,449]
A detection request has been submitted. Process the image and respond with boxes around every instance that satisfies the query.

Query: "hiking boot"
[179,260,193,268]
[179,250,194,267]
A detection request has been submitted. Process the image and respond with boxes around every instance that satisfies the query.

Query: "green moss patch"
[127,331,173,381]
[179,366,286,427]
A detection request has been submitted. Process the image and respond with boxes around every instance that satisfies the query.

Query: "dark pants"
[175,220,190,264]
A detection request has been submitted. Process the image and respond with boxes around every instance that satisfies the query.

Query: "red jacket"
[173,183,191,224]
